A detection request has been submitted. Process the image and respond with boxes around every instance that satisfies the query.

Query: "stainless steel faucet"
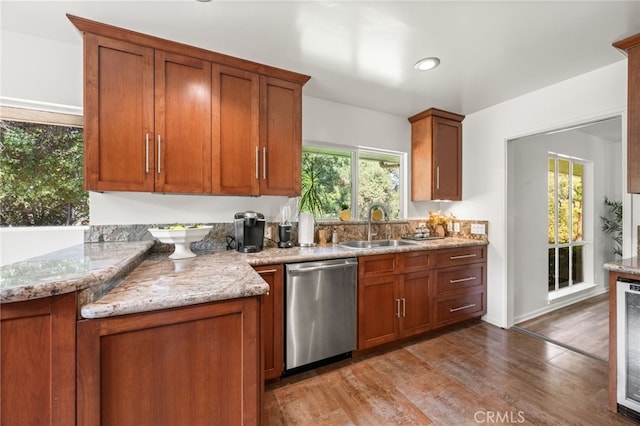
[367,204,388,241]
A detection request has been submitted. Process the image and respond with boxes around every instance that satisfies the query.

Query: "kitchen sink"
[339,239,419,249]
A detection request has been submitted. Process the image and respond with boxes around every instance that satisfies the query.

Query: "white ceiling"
[1,1,639,118]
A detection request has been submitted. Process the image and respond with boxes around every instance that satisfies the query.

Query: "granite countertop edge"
[0,241,155,304]
[603,257,640,275]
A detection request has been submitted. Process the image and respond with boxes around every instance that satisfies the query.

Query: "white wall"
[1,29,83,108]
[509,129,621,323]
[453,60,629,327]
[0,226,87,266]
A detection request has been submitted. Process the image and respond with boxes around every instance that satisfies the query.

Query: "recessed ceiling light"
[414,57,440,71]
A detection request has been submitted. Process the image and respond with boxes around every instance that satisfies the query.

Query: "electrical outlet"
[418,222,426,228]
[471,223,486,235]
[454,222,461,232]
[265,227,272,239]
[447,222,453,232]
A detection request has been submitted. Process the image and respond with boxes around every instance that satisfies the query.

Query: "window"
[301,144,403,220]
[0,107,87,226]
[548,154,585,293]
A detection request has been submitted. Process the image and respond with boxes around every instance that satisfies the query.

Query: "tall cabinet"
[70,14,309,196]
[614,33,640,193]
[409,108,465,201]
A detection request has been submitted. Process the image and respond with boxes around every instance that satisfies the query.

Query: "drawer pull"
[450,276,476,284]
[449,303,476,313]
[450,254,477,260]
[256,269,278,274]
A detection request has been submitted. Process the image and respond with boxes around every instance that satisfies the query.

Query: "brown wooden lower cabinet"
[0,292,76,426]
[76,297,261,426]
[358,253,433,350]
[254,264,284,381]
[357,246,487,351]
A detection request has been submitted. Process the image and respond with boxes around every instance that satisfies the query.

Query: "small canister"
[332,229,339,244]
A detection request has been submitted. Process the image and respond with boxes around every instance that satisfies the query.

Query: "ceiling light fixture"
[414,57,440,71]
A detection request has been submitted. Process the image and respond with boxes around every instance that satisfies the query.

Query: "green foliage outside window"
[0,120,88,226]
[300,146,400,220]
[300,149,351,218]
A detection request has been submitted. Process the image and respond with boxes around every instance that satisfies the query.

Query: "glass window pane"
[358,151,400,220]
[558,246,570,289]
[548,247,556,292]
[557,159,570,244]
[572,245,584,284]
[548,158,556,244]
[0,120,87,226]
[301,147,351,219]
[572,163,583,242]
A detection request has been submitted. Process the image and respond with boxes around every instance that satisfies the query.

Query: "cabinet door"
[259,76,302,196]
[213,65,260,195]
[155,51,212,193]
[84,34,155,191]
[628,45,640,193]
[1,293,76,426]
[254,264,284,381]
[432,116,462,201]
[358,274,400,349]
[77,298,260,426]
[398,270,432,338]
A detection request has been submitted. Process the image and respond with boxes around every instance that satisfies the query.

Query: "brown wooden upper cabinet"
[614,33,640,194]
[69,15,309,195]
[409,108,465,201]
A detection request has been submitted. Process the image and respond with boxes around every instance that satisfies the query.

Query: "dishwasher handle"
[287,259,357,274]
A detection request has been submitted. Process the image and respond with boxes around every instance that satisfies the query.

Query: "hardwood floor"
[515,293,609,361]
[264,321,632,425]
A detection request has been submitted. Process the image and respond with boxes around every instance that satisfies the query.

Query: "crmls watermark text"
[474,410,526,424]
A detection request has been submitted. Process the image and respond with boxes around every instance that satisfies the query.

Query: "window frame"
[547,152,587,294]
[302,140,407,220]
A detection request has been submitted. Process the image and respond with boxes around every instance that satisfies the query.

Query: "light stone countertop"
[0,241,154,303]
[1,237,488,318]
[603,257,640,276]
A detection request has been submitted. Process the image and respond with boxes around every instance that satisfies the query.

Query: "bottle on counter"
[332,229,339,244]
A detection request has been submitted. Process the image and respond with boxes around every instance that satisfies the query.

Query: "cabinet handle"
[255,147,259,179]
[450,254,477,260]
[395,299,401,318]
[449,276,476,284]
[263,147,267,180]
[449,303,476,313]
[256,269,278,274]
[436,166,440,190]
[157,135,162,173]
[145,133,149,173]
[401,298,406,317]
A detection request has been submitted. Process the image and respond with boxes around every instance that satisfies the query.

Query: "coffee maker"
[234,211,265,253]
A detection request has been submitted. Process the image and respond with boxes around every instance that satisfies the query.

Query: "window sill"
[547,282,597,302]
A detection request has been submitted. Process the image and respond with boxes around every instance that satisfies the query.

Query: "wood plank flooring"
[264,321,633,425]
[515,293,609,361]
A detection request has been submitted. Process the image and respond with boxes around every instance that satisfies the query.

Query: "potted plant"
[600,197,622,258]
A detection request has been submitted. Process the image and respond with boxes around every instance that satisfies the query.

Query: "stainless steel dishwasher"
[285,258,357,372]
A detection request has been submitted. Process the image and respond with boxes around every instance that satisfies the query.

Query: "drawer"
[434,246,486,268]
[399,250,434,273]
[434,291,485,326]
[435,263,486,295]
[358,254,397,277]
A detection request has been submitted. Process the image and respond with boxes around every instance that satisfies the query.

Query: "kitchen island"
[1,236,487,425]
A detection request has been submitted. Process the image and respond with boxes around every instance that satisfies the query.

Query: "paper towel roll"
[298,213,315,246]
